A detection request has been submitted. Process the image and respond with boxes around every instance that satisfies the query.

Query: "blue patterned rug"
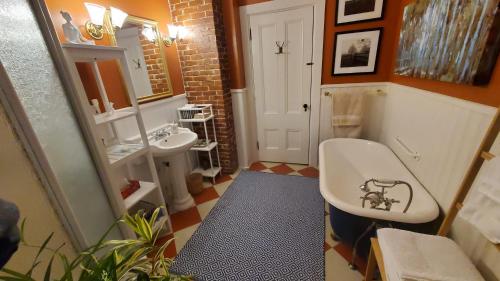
[170,170,324,281]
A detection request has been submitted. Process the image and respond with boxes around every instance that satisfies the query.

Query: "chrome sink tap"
[151,128,169,141]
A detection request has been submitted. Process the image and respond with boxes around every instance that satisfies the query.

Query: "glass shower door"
[0,0,121,248]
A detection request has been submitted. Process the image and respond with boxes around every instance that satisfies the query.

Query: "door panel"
[250,6,313,164]
[259,23,280,115]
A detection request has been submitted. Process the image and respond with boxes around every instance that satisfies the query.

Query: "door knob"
[303,104,309,112]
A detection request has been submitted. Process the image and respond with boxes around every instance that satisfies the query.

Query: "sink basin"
[150,127,198,157]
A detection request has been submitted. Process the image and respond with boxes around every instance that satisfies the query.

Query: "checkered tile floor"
[161,162,363,281]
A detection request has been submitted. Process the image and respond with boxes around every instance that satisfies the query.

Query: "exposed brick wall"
[169,0,238,174]
[139,33,170,95]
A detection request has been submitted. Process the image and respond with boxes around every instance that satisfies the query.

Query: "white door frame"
[240,0,325,166]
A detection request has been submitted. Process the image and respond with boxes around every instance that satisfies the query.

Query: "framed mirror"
[107,15,173,103]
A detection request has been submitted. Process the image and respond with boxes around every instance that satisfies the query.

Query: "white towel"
[459,156,500,244]
[331,91,365,138]
[377,228,484,281]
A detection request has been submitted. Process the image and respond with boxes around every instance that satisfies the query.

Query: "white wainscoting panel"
[320,83,387,144]
[380,83,496,211]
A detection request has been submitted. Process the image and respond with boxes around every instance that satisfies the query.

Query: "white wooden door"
[250,6,314,164]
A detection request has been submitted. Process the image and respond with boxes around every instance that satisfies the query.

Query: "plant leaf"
[43,254,55,281]
[1,268,35,281]
[25,232,53,276]
[19,218,27,244]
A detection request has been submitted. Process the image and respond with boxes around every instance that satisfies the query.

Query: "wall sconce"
[84,3,128,39]
[141,24,187,47]
[84,2,106,40]
[110,7,128,29]
[164,24,188,46]
[141,25,157,42]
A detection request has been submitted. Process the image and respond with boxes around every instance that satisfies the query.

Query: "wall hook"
[275,41,285,54]
[132,58,141,69]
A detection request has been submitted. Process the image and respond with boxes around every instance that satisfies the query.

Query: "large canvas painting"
[395,0,500,85]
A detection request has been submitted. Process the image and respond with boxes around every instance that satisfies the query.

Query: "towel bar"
[324,89,386,97]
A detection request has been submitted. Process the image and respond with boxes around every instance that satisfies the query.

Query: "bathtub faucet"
[359,179,413,213]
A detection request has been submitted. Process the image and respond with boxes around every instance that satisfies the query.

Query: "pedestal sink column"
[166,153,194,212]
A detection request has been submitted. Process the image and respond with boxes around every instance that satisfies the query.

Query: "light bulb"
[167,24,179,40]
[177,26,189,40]
[84,2,106,26]
[141,26,157,42]
[110,7,128,28]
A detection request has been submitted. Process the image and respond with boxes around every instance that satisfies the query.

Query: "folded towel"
[377,228,484,281]
[331,91,365,138]
[459,156,500,244]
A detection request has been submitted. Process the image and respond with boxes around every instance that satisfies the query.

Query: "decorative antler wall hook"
[132,59,142,69]
[275,41,285,54]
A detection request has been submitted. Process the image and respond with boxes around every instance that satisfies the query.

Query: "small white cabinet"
[62,44,171,238]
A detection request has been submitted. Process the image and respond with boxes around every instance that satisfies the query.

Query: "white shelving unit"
[94,107,137,125]
[177,104,222,183]
[62,44,172,238]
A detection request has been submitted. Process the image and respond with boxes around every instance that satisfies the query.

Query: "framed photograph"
[332,28,382,76]
[336,0,385,25]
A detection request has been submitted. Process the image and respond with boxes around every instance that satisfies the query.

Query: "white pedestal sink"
[150,127,198,212]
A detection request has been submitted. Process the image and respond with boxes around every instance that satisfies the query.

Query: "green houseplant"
[0,208,191,281]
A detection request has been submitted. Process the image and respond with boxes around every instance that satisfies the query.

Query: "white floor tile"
[260,169,273,173]
[325,249,363,281]
[214,179,233,196]
[288,171,302,176]
[197,199,218,220]
[286,163,308,171]
[260,162,282,168]
[174,223,200,252]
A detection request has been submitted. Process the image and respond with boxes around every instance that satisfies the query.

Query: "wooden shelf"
[179,115,214,123]
[193,166,221,178]
[124,181,157,209]
[94,107,137,125]
[190,141,218,152]
[106,143,147,167]
[62,44,127,62]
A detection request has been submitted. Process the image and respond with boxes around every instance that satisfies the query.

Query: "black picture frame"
[335,0,385,26]
[331,27,383,76]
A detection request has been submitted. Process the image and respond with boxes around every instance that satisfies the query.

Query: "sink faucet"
[359,179,413,213]
[151,128,169,141]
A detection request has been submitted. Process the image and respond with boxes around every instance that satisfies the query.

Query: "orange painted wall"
[389,0,500,107]
[321,0,401,84]
[238,0,401,85]
[45,0,185,108]
[240,0,500,107]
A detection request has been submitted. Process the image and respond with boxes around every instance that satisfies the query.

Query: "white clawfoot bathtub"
[319,138,439,224]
